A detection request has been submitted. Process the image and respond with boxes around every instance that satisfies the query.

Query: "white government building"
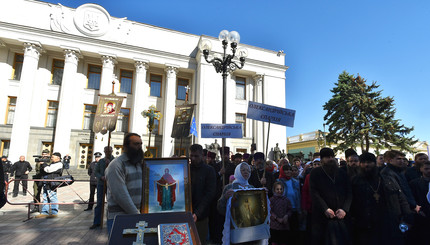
[0,0,288,169]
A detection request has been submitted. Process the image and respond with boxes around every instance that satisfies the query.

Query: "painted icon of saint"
[156,168,177,210]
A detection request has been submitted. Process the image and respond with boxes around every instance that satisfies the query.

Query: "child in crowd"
[269,181,292,245]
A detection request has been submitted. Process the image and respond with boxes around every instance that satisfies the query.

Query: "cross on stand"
[141,105,162,158]
[122,221,158,245]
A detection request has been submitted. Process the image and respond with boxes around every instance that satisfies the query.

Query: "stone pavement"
[0,180,109,245]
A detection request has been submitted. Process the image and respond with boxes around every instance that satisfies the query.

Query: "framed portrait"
[143,158,192,214]
[229,189,270,243]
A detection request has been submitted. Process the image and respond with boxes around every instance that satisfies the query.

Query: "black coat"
[11,161,32,177]
[248,168,275,197]
[88,161,97,185]
[310,167,352,245]
[351,172,411,245]
[190,161,216,221]
[381,164,417,209]
[2,160,12,173]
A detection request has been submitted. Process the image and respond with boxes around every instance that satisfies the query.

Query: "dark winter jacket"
[11,161,32,177]
[190,160,216,221]
[381,164,417,209]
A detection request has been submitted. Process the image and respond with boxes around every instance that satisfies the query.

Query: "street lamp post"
[199,30,248,185]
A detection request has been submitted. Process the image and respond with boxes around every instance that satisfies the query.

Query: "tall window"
[45,101,59,127]
[12,53,24,80]
[5,97,17,124]
[120,69,133,93]
[83,104,97,130]
[51,59,64,85]
[150,74,162,97]
[236,76,246,100]
[1,140,10,157]
[116,108,130,132]
[177,78,189,100]
[87,65,102,90]
[236,113,246,137]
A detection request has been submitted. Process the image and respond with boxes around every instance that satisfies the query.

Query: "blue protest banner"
[201,124,243,138]
[247,101,295,127]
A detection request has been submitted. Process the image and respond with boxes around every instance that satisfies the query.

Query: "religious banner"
[143,158,192,214]
[201,124,243,138]
[93,94,124,134]
[222,188,270,244]
[247,101,296,127]
[171,104,195,138]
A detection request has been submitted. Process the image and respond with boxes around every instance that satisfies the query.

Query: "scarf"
[233,162,251,186]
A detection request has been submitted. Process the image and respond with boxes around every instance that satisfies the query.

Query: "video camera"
[33,155,50,163]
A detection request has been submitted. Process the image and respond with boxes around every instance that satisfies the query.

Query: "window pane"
[88,73,101,89]
[1,140,10,157]
[89,65,102,73]
[116,109,130,132]
[14,62,23,81]
[52,68,63,85]
[53,60,64,68]
[235,113,246,137]
[83,105,96,130]
[6,97,16,124]
[46,101,59,127]
[236,78,246,100]
[153,119,159,135]
[120,77,132,93]
[150,81,161,97]
[177,79,188,100]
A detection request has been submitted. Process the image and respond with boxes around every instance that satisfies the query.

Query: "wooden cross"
[122,221,157,245]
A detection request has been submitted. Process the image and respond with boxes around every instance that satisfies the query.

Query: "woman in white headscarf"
[217,162,253,215]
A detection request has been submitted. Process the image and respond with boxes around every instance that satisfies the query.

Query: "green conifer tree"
[323,71,417,153]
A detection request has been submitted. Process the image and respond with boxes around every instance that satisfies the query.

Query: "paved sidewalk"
[0,180,108,245]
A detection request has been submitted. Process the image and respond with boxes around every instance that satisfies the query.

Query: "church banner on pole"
[171,104,195,138]
[93,94,124,134]
[246,101,296,127]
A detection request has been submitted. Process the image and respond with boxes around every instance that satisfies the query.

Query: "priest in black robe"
[310,147,352,245]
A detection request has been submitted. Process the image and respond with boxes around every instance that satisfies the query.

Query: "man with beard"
[309,147,352,245]
[90,146,114,229]
[249,152,275,197]
[405,153,428,183]
[189,144,216,244]
[346,154,360,180]
[105,133,143,236]
[408,160,430,245]
[351,152,411,245]
[206,151,224,244]
[381,150,420,213]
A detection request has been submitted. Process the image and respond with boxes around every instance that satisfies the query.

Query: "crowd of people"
[1,133,429,245]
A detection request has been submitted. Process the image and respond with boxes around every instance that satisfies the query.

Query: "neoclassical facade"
[0,1,288,169]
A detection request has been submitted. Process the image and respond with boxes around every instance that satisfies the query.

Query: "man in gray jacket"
[105,133,143,237]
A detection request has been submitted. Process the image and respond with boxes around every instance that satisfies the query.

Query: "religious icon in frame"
[143,158,192,214]
[229,189,270,243]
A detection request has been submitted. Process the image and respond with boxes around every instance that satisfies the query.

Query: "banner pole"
[264,119,271,178]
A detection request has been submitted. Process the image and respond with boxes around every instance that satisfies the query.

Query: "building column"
[162,65,178,157]
[253,74,264,153]
[9,42,42,161]
[129,60,149,136]
[53,49,80,156]
[94,55,116,156]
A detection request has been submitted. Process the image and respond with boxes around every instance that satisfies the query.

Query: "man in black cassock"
[206,151,224,244]
[351,152,411,245]
[408,160,430,245]
[309,147,352,245]
[248,152,274,197]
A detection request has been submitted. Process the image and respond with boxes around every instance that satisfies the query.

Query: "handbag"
[50,169,74,189]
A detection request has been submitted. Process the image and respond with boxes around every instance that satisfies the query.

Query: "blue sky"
[46,0,430,143]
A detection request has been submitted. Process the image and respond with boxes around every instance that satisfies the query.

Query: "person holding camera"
[31,149,50,213]
[10,156,32,197]
[35,152,63,218]
[1,156,12,184]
